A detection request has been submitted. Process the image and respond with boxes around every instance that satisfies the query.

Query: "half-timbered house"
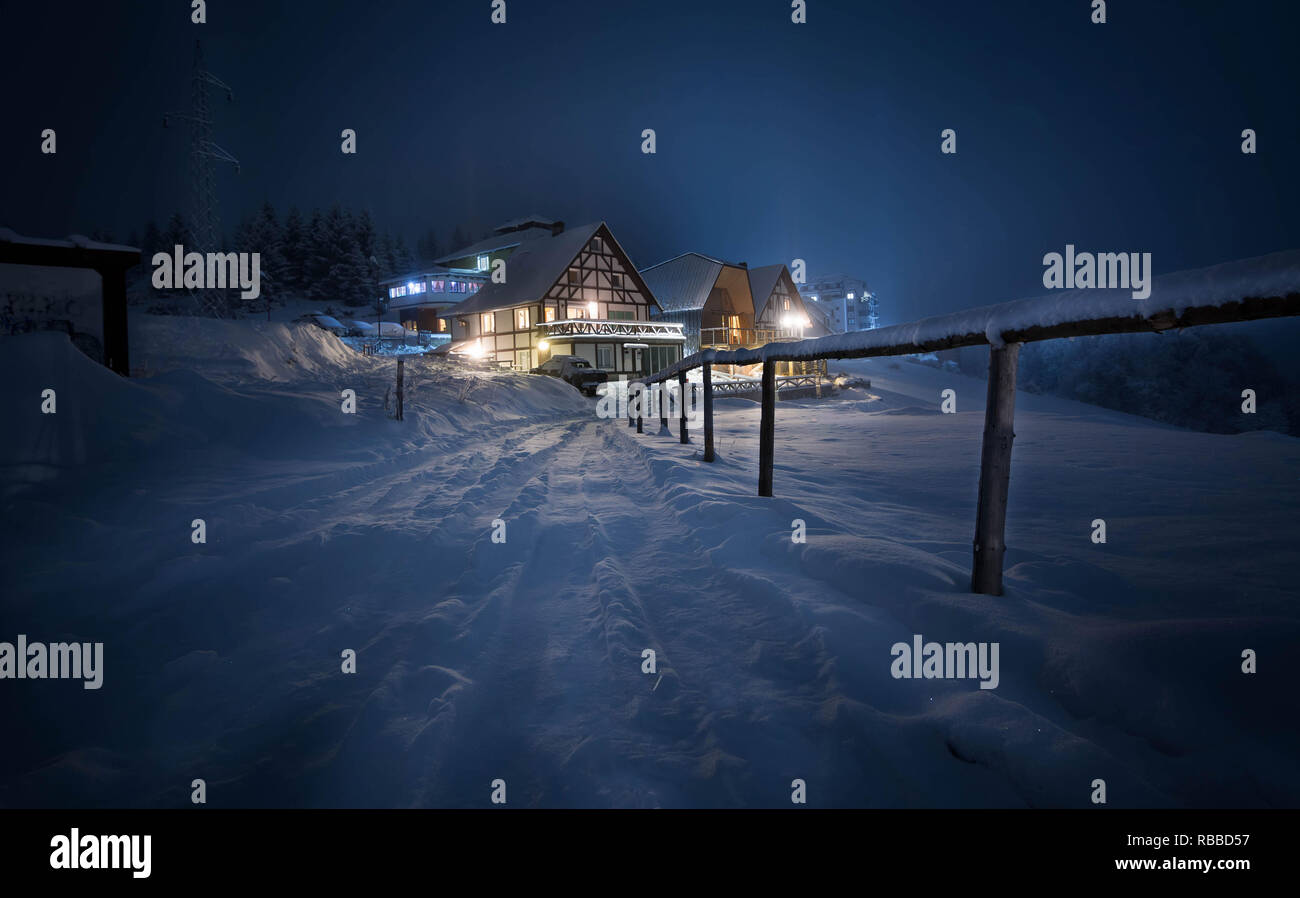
[440,219,684,376]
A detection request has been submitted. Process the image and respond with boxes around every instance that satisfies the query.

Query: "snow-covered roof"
[438,222,605,319]
[432,224,557,266]
[0,227,139,255]
[641,248,1300,382]
[747,264,793,319]
[640,253,731,313]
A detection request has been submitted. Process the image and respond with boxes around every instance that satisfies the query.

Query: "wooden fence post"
[98,266,129,376]
[971,342,1020,595]
[659,380,669,431]
[635,383,644,433]
[702,364,715,462]
[395,358,405,421]
[678,371,690,444]
[758,358,775,496]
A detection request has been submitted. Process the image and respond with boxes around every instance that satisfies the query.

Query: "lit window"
[388,287,396,298]
[516,308,530,329]
[782,298,791,311]
[587,301,598,318]
[545,307,556,322]
[480,312,495,333]
[847,292,855,300]
[477,255,489,271]
[438,318,447,332]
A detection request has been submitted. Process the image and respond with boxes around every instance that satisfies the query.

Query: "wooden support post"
[627,381,635,427]
[659,380,669,431]
[634,383,644,433]
[758,359,775,497]
[971,342,1021,595]
[678,371,690,444]
[702,364,715,462]
[395,358,406,421]
[99,266,129,376]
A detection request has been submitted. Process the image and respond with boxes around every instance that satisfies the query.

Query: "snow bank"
[0,319,587,475]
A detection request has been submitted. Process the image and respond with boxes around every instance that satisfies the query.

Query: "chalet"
[641,253,812,354]
[746,263,827,338]
[438,218,684,376]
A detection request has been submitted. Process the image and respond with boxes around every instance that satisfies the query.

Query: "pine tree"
[305,208,332,303]
[393,234,415,273]
[417,228,441,263]
[379,233,398,279]
[251,201,285,308]
[160,213,191,301]
[281,206,306,296]
[141,220,163,265]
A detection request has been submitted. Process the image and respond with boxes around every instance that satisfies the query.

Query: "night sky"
[3,0,1297,324]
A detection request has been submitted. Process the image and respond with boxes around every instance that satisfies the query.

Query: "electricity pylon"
[164,39,240,317]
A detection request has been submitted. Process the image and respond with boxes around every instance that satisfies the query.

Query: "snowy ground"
[1,319,1296,808]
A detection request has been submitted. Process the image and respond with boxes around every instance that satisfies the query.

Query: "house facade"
[746,264,829,338]
[641,253,813,354]
[440,219,684,376]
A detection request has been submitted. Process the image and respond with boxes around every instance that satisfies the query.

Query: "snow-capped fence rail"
[632,248,1300,595]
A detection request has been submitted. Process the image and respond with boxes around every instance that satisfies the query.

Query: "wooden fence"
[630,249,1300,596]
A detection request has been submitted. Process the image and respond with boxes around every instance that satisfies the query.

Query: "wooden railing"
[700,326,804,348]
[710,373,830,396]
[628,249,1300,595]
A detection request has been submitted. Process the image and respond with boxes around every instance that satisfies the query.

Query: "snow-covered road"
[2,323,1297,807]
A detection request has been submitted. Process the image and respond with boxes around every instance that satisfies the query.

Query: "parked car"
[300,313,347,336]
[532,355,608,396]
[341,319,377,337]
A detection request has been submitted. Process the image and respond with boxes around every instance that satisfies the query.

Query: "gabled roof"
[439,222,604,319]
[379,265,488,286]
[639,252,729,312]
[432,226,555,265]
[747,264,788,319]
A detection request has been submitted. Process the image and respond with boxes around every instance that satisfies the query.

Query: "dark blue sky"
[4,0,1297,324]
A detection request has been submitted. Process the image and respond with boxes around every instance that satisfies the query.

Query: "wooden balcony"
[700,327,805,349]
